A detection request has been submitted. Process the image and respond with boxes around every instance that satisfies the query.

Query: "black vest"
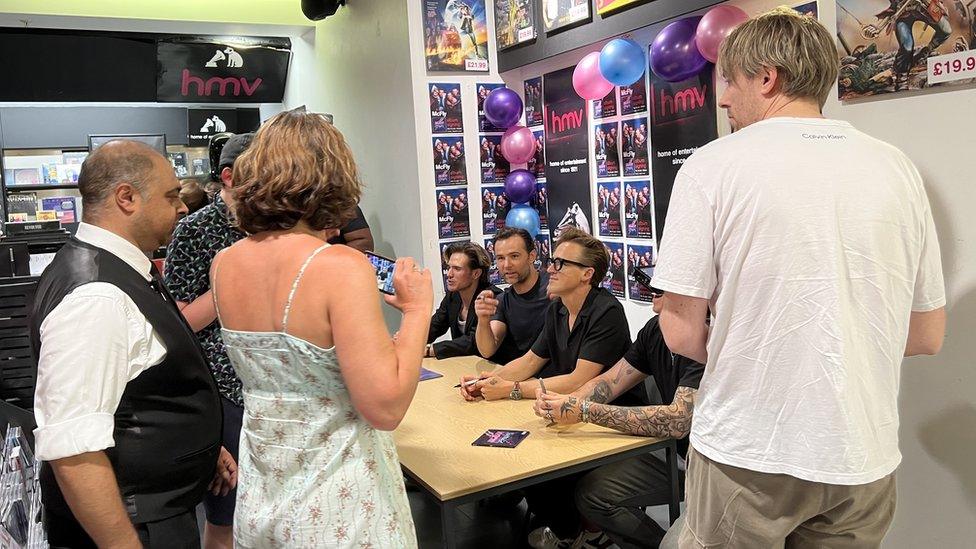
[29,238,222,525]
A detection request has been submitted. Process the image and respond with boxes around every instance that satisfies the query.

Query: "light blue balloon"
[599,38,647,86]
[505,203,541,238]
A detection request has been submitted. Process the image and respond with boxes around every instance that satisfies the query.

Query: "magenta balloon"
[504,169,536,204]
[695,5,749,63]
[484,87,524,129]
[650,17,708,83]
[501,125,537,164]
[573,51,614,100]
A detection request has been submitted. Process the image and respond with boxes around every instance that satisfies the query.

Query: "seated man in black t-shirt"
[426,241,501,359]
[327,205,373,252]
[462,228,640,405]
[533,289,705,549]
[473,227,551,365]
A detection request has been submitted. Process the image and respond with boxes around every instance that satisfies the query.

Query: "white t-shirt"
[653,117,945,485]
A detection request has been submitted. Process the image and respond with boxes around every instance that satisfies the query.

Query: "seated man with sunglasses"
[461,227,641,405]
[533,283,704,549]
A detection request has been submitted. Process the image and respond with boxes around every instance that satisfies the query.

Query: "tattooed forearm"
[587,387,697,438]
[588,381,612,404]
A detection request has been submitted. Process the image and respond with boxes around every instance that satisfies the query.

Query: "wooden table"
[395,356,680,548]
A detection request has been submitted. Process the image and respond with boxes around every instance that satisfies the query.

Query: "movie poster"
[480,135,511,183]
[591,89,617,119]
[524,77,544,127]
[483,238,504,285]
[436,188,471,238]
[423,0,490,72]
[429,83,463,133]
[597,181,622,237]
[601,241,625,298]
[596,0,645,15]
[541,0,591,32]
[535,232,552,268]
[477,83,507,132]
[527,129,547,178]
[836,0,975,99]
[432,136,467,186]
[482,184,510,234]
[620,75,647,115]
[624,180,652,238]
[626,243,655,303]
[648,63,718,241]
[621,118,649,176]
[496,0,537,50]
[543,65,593,238]
[594,122,620,178]
[534,181,549,230]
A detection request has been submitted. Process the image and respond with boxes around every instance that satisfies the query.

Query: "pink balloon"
[573,51,614,100]
[695,5,749,64]
[501,125,537,165]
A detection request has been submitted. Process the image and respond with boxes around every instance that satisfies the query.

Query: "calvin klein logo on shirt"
[802,133,847,140]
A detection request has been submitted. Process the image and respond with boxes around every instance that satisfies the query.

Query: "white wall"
[499,1,976,546]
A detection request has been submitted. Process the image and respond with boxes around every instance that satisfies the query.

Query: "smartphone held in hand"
[365,251,397,295]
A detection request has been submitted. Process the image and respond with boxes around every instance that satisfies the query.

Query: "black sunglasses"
[551,257,592,271]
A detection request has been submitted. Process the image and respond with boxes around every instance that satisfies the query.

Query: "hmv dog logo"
[205,47,245,68]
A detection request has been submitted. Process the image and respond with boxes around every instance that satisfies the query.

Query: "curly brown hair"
[231,110,362,234]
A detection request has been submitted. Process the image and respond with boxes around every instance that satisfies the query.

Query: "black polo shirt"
[530,286,645,406]
[625,316,705,458]
[490,271,550,364]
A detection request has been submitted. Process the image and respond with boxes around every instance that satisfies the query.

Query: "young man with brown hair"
[426,241,501,358]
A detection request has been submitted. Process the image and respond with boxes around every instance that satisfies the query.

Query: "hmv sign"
[157,38,291,103]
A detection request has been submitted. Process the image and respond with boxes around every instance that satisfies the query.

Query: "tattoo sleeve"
[587,387,697,438]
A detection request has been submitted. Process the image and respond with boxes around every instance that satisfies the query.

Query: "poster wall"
[836,0,975,99]
[496,0,537,50]
[423,0,490,72]
[594,122,620,177]
[621,117,650,176]
[648,64,718,241]
[432,136,467,186]
[524,77,544,126]
[592,89,617,119]
[626,243,655,302]
[597,181,622,237]
[601,241,626,298]
[436,188,471,238]
[482,184,510,234]
[543,65,592,237]
[429,83,464,133]
[480,135,511,183]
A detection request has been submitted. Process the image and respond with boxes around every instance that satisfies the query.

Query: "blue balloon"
[505,203,541,237]
[599,38,647,86]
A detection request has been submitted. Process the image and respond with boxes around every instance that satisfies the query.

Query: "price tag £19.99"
[927,49,976,84]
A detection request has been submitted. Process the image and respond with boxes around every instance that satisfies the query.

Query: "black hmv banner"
[543,66,592,238]
[648,64,718,242]
[187,108,261,147]
[158,38,291,103]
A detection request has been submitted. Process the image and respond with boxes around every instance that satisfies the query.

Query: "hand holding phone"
[365,251,397,295]
[365,253,433,314]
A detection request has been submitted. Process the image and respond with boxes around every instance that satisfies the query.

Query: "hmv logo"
[657,85,707,118]
[181,70,263,97]
[158,40,288,103]
[549,108,584,134]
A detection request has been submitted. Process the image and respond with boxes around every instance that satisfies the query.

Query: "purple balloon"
[504,169,536,204]
[484,87,524,129]
[650,17,708,83]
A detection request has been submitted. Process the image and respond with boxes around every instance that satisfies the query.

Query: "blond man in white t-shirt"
[652,8,946,549]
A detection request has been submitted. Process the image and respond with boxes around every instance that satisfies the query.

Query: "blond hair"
[718,6,838,107]
[232,110,362,234]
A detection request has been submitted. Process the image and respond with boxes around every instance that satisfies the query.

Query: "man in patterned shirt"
[164,132,251,548]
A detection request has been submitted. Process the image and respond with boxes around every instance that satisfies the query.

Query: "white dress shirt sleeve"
[33,283,167,461]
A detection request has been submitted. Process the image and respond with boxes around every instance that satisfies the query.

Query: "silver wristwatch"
[510,381,522,401]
